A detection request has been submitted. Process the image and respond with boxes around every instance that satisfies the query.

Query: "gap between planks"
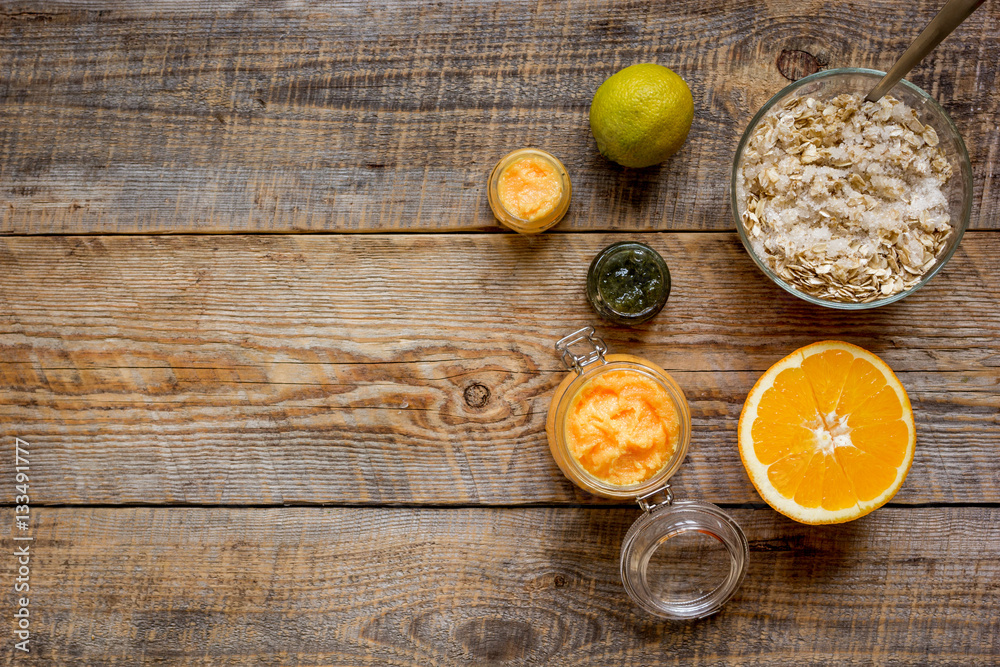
[7,501,1000,510]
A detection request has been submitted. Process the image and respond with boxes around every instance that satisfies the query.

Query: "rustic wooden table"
[1,1,998,665]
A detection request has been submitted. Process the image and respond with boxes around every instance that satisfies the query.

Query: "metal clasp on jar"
[636,485,674,513]
[555,326,608,374]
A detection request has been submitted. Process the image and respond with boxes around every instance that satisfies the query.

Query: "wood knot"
[553,574,567,588]
[463,383,490,409]
[777,49,826,82]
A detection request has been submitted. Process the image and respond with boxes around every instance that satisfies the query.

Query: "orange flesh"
[566,370,679,486]
[752,348,908,511]
[497,157,562,222]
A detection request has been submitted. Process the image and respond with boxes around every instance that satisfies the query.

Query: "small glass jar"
[586,242,671,326]
[546,326,749,620]
[487,148,572,234]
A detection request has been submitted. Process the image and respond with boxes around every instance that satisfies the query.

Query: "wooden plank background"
[0,0,996,233]
[0,1,998,665]
[0,233,997,506]
[3,507,999,665]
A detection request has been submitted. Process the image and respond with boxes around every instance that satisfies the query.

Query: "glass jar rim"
[620,498,749,620]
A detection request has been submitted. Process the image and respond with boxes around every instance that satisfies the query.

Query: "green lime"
[589,63,694,168]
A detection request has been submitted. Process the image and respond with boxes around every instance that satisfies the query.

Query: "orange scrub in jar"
[488,148,571,233]
[497,157,563,222]
[566,369,680,486]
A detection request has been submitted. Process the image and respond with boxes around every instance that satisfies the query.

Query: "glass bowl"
[730,68,973,310]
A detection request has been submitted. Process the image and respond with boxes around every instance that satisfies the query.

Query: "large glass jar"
[546,326,749,620]
[547,350,689,499]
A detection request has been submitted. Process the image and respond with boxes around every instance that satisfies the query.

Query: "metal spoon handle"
[866,0,987,102]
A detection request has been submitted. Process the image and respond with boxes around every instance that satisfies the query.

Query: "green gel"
[587,242,671,325]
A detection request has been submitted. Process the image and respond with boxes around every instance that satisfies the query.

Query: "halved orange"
[738,341,915,524]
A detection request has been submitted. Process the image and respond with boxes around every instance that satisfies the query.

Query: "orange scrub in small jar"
[488,148,571,233]
[497,157,563,222]
[566,369,680,486]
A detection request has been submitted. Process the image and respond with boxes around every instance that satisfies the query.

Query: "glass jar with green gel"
[587,242,671,325]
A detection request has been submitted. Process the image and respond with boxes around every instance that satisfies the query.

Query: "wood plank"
[2,506,997,665]
[0,232,996,505]
[0,0,997,233]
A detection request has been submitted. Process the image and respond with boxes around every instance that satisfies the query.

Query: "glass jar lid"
[620,488,748,620]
